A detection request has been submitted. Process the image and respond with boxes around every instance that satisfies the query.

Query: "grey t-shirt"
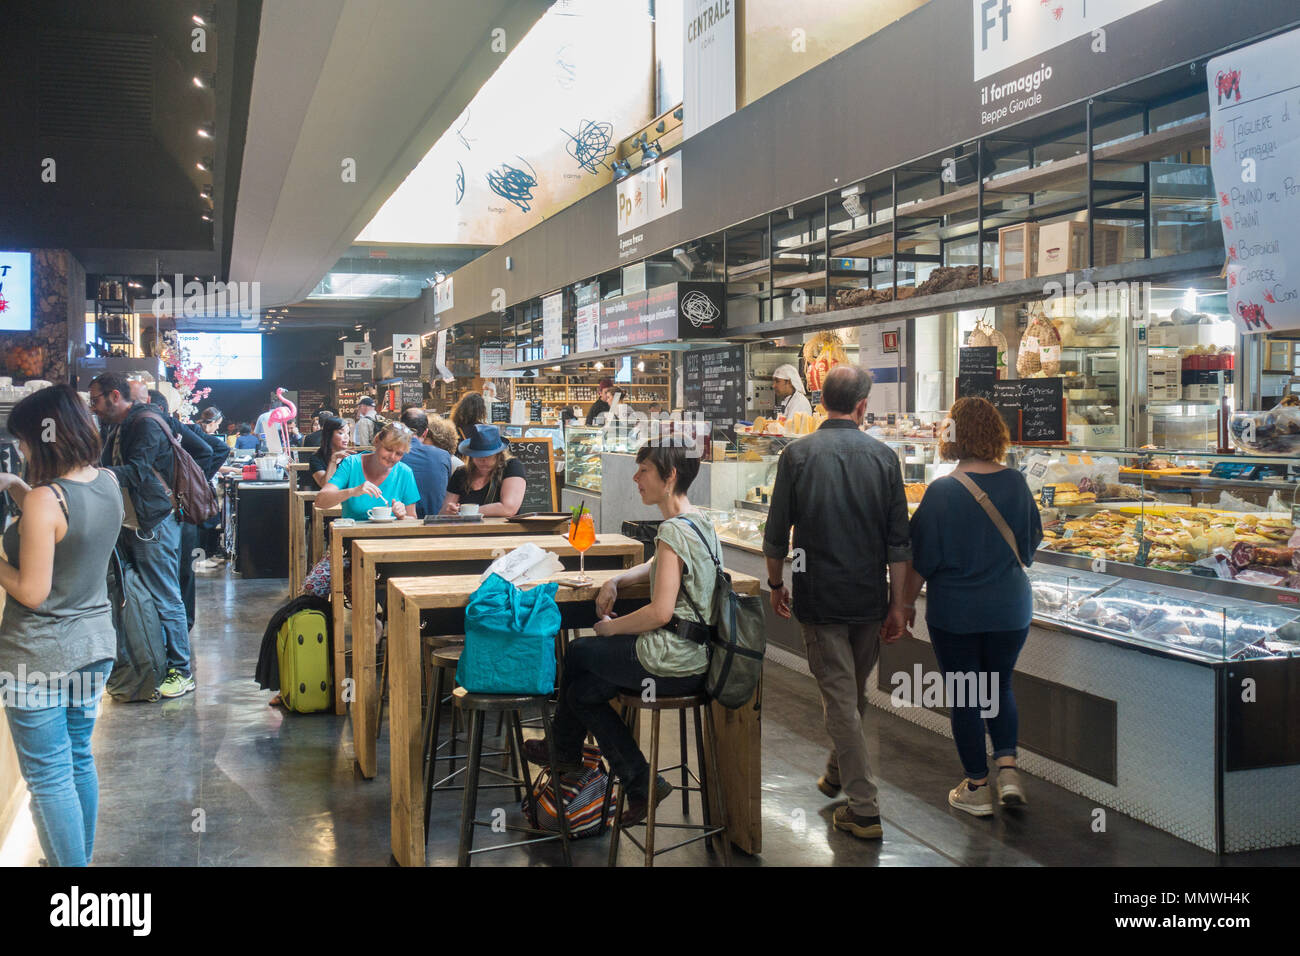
[636,513,721,677]
[0,470,124,678]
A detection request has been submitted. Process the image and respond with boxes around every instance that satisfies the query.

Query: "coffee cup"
[368,506,393,520]
[459,503,480,516]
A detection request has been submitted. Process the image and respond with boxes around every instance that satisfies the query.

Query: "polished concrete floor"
[5,569,1299,867]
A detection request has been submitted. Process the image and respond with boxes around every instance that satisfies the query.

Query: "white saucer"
[366,515,398,523]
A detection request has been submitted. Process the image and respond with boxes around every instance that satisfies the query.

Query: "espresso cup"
[368,506,393,520]
[459,503,480,516]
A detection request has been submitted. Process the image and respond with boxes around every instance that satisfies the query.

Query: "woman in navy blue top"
[903,397,1042,819]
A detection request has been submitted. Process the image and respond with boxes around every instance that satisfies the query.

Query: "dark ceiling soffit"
[217,0,261,280]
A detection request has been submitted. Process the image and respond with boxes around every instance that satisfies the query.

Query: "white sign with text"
[1207,28,1300,333]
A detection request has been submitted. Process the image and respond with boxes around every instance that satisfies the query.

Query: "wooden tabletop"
[352,533,643,561]
[326,516,534,538]
[390,566,760,609]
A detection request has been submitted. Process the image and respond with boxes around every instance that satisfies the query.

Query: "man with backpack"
[90,373,195,699]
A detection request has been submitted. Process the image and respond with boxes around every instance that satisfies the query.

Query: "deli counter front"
[721,429,1300,853]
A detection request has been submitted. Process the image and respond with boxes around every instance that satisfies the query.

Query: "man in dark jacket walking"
[90,373,195,699]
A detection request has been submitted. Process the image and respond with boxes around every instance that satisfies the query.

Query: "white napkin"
[480,544,564,586]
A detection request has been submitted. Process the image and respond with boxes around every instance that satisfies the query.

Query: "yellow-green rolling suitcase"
[272,599,332,713]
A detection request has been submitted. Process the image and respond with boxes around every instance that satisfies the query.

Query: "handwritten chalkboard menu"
[529,400,542,423]
[989,378,1066,443]
[1018,377,1065,443]
[991,381,1022,438]
[683,345,746,443]
[507,437,558,512]
[956,373,995,401]
[296,389,328,431]
[491,401,511,423]
[959,346,998,376]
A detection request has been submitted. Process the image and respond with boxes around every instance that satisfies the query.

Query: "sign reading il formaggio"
[341,342,373,382]
[683,0,737,139]
[1207,27,1300,334]
[616,152,682,235]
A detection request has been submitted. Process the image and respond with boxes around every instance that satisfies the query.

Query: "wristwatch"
[768,579,785,590]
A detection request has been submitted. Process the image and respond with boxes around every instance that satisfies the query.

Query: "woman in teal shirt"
[301,422,419,596]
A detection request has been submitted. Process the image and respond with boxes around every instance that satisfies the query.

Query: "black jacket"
[103,402,178,532]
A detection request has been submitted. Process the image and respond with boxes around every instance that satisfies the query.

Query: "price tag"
[866,413,876,424]
[1030,462,1048,477]
[887,413,897,426]
[1291,502,1300,527]
[1136,537,1151,567]
[1040,485,1056,507]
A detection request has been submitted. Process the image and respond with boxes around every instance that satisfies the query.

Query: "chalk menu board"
[683,345,746,443]
[955,373,995,401]
[959,346,997,376]
[1018,377,1065,443]
[529,400,542,423]
[507,437,558,513]
[491,401,511,423]
[296,389,328,431]
[989,378,1066,443]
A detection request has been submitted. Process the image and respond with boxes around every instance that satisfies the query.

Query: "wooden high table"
[349,533,641,778]
[288,489,318,593]
[325,518,541,714]
[386,568,763,867]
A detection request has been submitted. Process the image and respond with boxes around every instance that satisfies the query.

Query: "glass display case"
[1027,566,1300,662]
[563,423,640,493]
[1007,443,1300,604]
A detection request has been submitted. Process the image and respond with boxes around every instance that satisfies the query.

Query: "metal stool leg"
[512,712,538,828]
[679,708,690,815]
[423,664,449,843]
[703,702,731,867]
[693,703,714,849]
[606,704,633,867]
[645,708,661,867]
[507,712,524,805]
[455,708,485,867]
[541,706,573,866]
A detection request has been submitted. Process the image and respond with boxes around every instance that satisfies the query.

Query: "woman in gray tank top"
[0,384,124,866]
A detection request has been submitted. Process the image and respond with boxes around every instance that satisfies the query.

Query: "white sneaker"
[996,767,1027,807]
[948,778,994,817]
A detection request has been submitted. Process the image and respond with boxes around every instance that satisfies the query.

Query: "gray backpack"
[676,515,766,709]
[105,549,167,702]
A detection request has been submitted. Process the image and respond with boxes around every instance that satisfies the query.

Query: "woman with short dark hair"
[0,384,124,866]
[903,396,1043,817]
[523,441,721,825]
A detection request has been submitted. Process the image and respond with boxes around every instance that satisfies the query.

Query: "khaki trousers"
[800,621,882,816]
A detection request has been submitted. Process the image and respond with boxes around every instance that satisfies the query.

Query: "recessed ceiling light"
[200,213,212,221]
[197,125,213,139]
[196,157,211,172]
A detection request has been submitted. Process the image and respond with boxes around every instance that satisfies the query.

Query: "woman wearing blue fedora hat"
[441,424,526,517]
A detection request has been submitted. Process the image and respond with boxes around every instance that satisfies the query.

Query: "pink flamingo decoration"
[265,387,298,455]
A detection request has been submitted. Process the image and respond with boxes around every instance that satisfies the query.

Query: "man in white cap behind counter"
[773,364,814,421]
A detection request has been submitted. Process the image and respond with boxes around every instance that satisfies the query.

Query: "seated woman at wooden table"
[522,441,722,826]
[440,424,525,517]
[300,422,420,599]
[303,415,351,491]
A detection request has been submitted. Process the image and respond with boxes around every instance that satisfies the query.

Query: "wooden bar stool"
[421,646,520,844]
[452,687,573,867]
[605,692,730,867]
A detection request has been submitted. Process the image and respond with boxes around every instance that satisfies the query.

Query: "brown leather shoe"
[618,775,673,826]
[520,738,584,774]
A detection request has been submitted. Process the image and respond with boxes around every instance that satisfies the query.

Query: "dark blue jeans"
[121,515,190,675]
[927,625,1029,780]
[550,635,704,798]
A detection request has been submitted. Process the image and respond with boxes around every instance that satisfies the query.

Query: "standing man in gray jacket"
[762,364,913,841]
[351,396,379,448]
